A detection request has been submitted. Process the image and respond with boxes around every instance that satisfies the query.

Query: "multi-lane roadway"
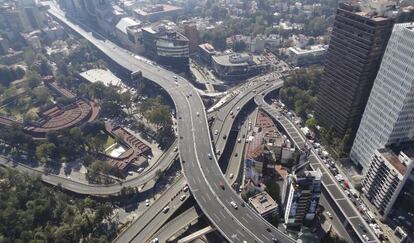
[255,91,379,243]
[46,4,294,242]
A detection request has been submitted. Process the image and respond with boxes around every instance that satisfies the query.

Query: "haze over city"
[0,0,413,242]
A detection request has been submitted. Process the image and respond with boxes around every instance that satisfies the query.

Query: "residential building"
[248,191,279,219]
[115,17,144,54]
[287,44,327,66]
[0,0,47,33]
[95,4,126,36]
[133,4,183,22]
[142,21,189,72]
[211,52,270,81]
[282,169,322,226]
[250,35,265,53]
[350,22,414,169]
[361,148,414,219]
[183,23,199,53]
[315,0,397,137]
[198,43,216,65]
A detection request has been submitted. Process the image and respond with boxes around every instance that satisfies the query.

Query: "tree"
[306,117,317,131]
[36,143,57,165]
[32,86,50,104]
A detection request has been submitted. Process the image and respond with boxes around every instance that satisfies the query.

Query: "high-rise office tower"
[350,22,414,169]
[315,0,397,137]
[281,169,322,226]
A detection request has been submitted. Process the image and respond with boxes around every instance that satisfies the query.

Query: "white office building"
[350,23,414,170]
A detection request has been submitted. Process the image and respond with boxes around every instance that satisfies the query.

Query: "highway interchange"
[46,4,294,243]
[0,3,378,242]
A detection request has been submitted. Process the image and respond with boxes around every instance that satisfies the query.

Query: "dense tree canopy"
[279,67,322,120]
[0,168,113,243]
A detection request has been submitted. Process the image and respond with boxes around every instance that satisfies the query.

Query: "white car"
[326,211,333,219]
[180,195,186,201]
[214,130,218,135]
[362,234,369,241]
[162,206,170,213]
[230,201,238,209]
[183,184,189,192]
[229,173,234,179]
[196,112,200,116]
[145,199,150,206]
[150,238,159,243]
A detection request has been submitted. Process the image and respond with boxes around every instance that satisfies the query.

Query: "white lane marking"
[261,234,270,241]
[246,214,253,220]
[219,211,226,219]
[241,217,248,223]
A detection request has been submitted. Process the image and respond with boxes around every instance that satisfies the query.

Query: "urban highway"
[152,206,203,242]
[0,142,177,196]
[255,91,379,243]
[114,176,189,243]
[47,4,295,243]
[212,79,284,160]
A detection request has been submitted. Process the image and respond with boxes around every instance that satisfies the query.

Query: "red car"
[219,182,225,190]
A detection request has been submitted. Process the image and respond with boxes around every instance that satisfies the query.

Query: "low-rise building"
[211,52,270,81]
[282,169,322,226]
[287,45,327,66]
[198,43,216,65]
[142,21,189,72]
[362,148,414,219]
[115,17,144,54]
[133,4,183,22]
[248,191,279,219]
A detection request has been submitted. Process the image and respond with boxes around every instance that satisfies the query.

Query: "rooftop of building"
[340,0,397,21]
[248,191,278,215]
[377,148,414,175]
[134,4,182,16]
[79,69,122,87]
[295,168,322,181]
[212,52,267,67]
[142,21,188,41]
[115,17,141,34]
[199,43,216,54]
[288,45,328,55]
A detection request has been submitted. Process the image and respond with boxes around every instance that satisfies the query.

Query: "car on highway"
[214,130,218,135]
[223,135,227,139]
[162,206,170,213]
[326,211,333,219]
[173,75,177,79]
[183,185,189,192]
[174,146,178,152]
[362,234,369,241]
[145,199,150,207]
[180,195,186,201]
[137,167,144,173]
[234,153,238,157]
[219,182,225,190]
[150,238,159,243]
[238,138,241,143]
[230,201,238,209]
[208,153,212,159]
[196,112,200,116]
